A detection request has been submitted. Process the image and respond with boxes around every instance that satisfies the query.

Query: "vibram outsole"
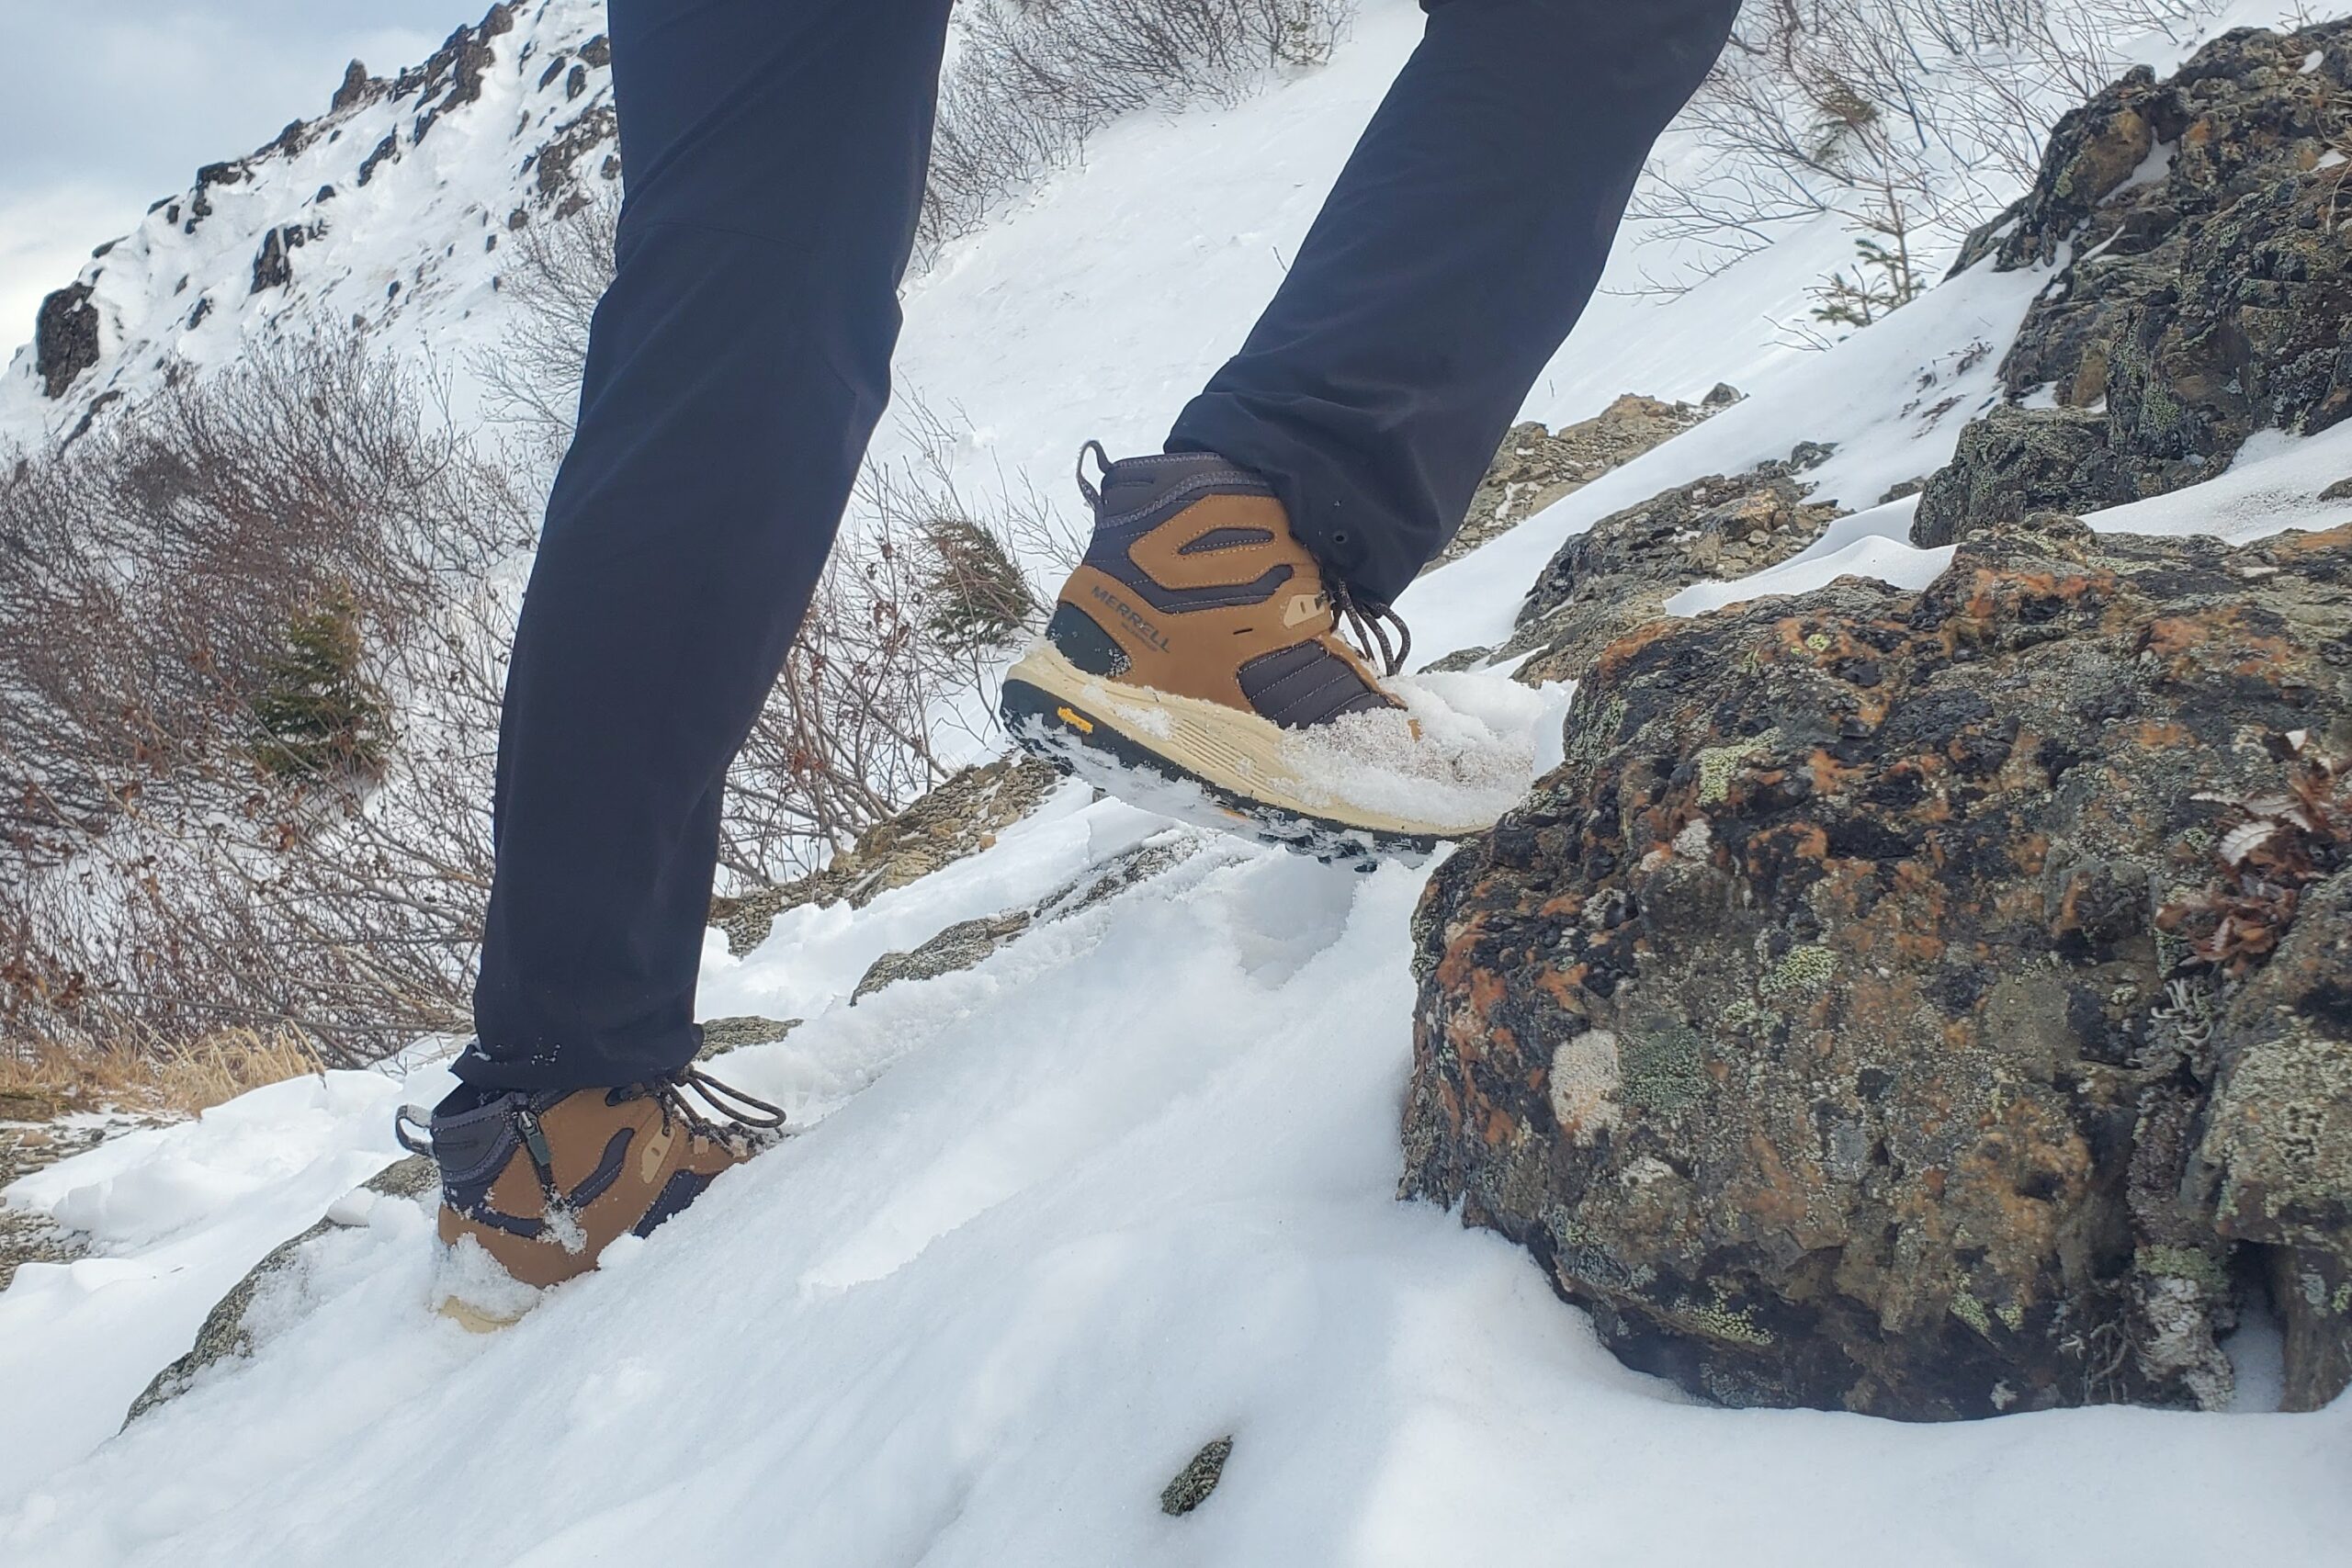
[1001,665,1439,869]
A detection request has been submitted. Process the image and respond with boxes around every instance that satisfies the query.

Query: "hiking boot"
[1001,445,1492,861]
[396,1067,786,1329]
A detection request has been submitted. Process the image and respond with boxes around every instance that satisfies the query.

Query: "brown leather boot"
[399,1068,785,1329]
[1001,446,1488,860]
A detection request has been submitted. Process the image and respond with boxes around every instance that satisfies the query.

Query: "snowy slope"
[0,0,613,446]
[7,0,2352,1562]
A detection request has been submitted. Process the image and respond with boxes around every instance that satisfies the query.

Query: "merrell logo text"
[1090,582,1170,653]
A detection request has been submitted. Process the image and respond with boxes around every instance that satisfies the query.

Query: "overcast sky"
[0,2,471,354]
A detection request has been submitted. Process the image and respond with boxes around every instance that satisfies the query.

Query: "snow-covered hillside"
[6,0,2352,1562]
[1,0,613,447]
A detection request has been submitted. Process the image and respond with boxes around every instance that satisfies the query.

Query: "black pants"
[464,0,1740,1091]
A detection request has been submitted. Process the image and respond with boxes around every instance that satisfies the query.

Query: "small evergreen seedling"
[249,584,390,783]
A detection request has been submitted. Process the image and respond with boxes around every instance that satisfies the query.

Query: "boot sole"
[1001,645,1475,865]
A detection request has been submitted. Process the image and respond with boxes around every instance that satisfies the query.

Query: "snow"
[6,0,2352,1561]
[7,801,2350,1565]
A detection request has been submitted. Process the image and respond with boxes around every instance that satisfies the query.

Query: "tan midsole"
[435,1295,527,1334]
[1006,644,1483,838]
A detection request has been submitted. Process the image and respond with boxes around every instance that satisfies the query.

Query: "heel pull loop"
[1074,440,1112,512]
[393,1106,435,1157]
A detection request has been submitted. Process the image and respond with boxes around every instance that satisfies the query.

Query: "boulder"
[1919,20,2352,545]
[1403,514,2352,1419]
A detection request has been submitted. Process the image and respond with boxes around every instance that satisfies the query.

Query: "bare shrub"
[479,183,617,471]
[0,340,533,1064]
[1632,0,2222,298]
[718,397,1076,888]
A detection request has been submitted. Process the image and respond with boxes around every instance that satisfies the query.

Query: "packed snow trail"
[5,796,2349,1565]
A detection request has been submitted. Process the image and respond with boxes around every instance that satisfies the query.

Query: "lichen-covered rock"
[1920,20,2352,544]
[1159,1436,1234,1517]
[697,1015,802,1056]
[2195,863,2352,1410]
[1403,514,2352,1419]
[1912,407,2133,547]
[1445,449,1841,686]
[854,911,1035,1003]
[707,756,1062,954]
[1432,392,1732,570]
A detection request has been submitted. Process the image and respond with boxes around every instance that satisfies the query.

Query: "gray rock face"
[707,756,1062,955]
[1920,20,2352,544]
[851,832,1204,1004]
[124,1155,436,1427]
[1404,515,2352,1419]
[697,1016,803,1056]
[1434,394,1726,570]
[854,912,1035,1003]
[34,282,100,400]
[1430,448,1841,684]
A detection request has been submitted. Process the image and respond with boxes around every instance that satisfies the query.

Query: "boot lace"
[613,1066,789,1146]
[1329,581,1412,679]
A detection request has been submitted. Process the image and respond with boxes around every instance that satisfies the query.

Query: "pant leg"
[464,0,956,1091]
[1169,0,1741,605]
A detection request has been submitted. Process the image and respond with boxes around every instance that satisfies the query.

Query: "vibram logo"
[1089,582,1170,653]
[1056,705,1095,735]
[1282,591,1329,629]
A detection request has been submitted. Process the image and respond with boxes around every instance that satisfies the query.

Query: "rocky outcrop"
[1919,21,2352,544]
[34,282,99,399]
[1433,389,1739,570]
[1404,513,2352,1419]
[125,1155,436,1425]
[707,757,1063,954]
[852,831,1204,1002]
[405,5,516,144]
[1431,446,1840,683]
[1913,406,2133,547]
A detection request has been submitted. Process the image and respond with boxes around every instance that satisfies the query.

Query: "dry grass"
[0,1027,325,1122]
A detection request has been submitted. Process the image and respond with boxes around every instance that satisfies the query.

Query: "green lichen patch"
[1622,1022,1709,1113]
[2136,1245,2231,1294]
[1760,945,1837,998]
[1694,727,1783,807]
[1950,1292,1994,1337]
[1717,998,1767,1031]
[1677,1289,1775,1348]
